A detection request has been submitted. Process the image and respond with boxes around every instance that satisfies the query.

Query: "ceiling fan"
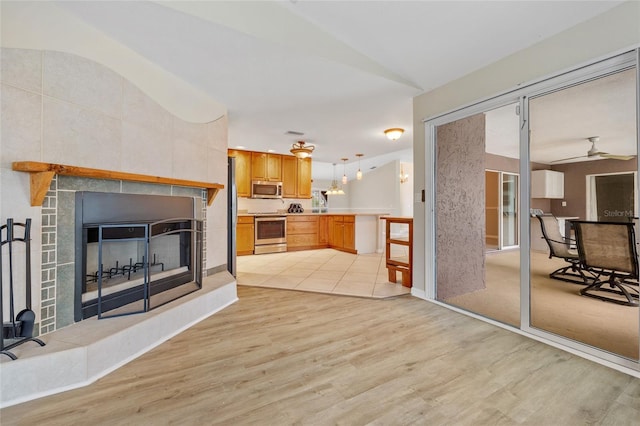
[551,136,635,163]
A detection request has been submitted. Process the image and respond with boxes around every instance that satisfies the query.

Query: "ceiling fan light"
[290,141,314,159]
[384,128,404,141]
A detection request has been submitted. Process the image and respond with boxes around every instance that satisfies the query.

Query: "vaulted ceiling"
[53,1,626,179]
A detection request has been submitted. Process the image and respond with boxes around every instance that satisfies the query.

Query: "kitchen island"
[237,212,389,255]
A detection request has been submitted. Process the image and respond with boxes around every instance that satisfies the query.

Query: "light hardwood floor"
[2,286,639,425]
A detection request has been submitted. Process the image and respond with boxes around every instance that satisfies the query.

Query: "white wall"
[399,161,414,218]
[412,1,640,295]
[327,160,413,215]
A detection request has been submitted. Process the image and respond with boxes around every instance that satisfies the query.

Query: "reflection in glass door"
[529,67,639,361]
[502,173,519,248]
[587,172,637,221]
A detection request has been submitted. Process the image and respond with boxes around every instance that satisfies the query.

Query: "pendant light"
[341,158,348,184]
[326,163,345,195]
[290,141,315,159]
[355,153,363,180]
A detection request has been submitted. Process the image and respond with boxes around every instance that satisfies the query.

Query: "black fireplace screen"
[75,192,203,320]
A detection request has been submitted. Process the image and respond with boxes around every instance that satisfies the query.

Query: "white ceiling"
[54,1,626,179]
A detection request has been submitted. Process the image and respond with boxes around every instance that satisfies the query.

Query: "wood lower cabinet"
[228,149,252,198]
[318,216,329,245]
[332,216,344,248]
[287,216,320,251]
[328,215,356,253]
[343,216,355,251]
[237,216,255,256]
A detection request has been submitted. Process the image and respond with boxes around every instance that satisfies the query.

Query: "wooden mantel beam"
[12,161,224,207]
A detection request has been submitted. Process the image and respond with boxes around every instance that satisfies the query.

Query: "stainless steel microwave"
[251,181,283,199]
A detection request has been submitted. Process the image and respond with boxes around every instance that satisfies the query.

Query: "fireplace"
[74,192,203,320]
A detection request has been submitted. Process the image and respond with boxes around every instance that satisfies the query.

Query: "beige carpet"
[445,249,639,360]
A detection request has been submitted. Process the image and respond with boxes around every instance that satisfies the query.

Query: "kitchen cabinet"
[297,158,312,198]
[343,216,355,251]
[229,149,311,199]
[282,156,298,198]
[287,216,319,250]
[531,170,564,199]
[237,216,255,255]
[329,215,356,253]
[282,156,312,199]
[252,152,282,182]
[318,216,329,245]
[228,149,252,198]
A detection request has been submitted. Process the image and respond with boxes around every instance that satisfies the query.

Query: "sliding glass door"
[427,50,639,371]
[528,67,639,361]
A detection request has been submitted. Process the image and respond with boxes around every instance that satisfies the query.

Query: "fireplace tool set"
[1,218,45,360]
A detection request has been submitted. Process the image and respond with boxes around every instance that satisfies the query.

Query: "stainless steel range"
[254,215,287,254]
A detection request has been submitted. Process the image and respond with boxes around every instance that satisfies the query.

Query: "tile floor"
[236,249,411,298]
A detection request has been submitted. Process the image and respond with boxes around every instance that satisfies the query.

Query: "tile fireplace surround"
[1,47,234,407]
[0,174,237,408]
[33,174,212,334]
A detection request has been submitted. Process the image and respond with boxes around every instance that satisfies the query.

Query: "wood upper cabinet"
[236,216,255,256]
[252,152,282,182]
[282,156,298,198]
[229,149,310,198]
[282,156,312,199]
[297,158,312,198]
[228,149,252,198]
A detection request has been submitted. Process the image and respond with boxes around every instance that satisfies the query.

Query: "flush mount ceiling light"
[341,157,348,184]
[290,141,315,159]
[384,128,404,141]
[326,163,345,195]
[355,153,364,180]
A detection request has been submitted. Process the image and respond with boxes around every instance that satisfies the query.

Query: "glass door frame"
[422,49,639,373]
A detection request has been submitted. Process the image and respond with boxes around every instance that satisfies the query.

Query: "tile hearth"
[237,249,411,298]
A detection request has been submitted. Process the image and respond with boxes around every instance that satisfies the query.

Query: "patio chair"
[572,220,639,306]
[535,214,585,284]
